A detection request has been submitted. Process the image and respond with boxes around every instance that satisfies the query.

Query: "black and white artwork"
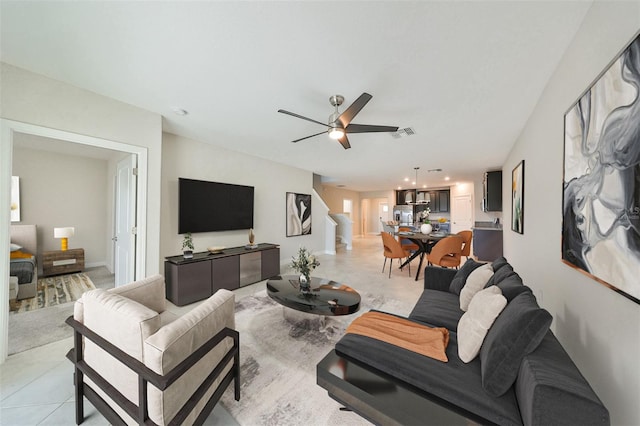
[562,33,640,305]
[286,192,311,237]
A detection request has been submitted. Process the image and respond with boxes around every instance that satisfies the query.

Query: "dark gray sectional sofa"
[318,258,609,425]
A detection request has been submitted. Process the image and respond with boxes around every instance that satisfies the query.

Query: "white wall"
[0,63,162,362]
[502,3,640,424]
[161,133,326,264]
[12,146,108,267]
[0,63,162,274]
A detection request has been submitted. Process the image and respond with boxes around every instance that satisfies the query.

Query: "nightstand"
[42,248,85,276]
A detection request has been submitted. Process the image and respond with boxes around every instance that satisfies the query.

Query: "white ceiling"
[0,1,593,192]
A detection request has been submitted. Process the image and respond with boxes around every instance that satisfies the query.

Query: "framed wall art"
[562,32,640,305]
[511,161,524,234]
[286,192,311,237]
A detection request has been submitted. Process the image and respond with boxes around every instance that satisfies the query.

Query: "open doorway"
[1,119,148,360]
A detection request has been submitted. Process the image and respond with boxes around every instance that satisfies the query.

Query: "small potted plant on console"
[182,232,194,259]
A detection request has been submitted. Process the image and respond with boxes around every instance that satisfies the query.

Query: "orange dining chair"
[398,226,419,255]
[426,236,464,269]
[381,232,412,278]
[457,230,472,261]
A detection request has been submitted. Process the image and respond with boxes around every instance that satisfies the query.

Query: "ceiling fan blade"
[291,131,326,143]
[345,124,399,134]
[338,134,351,149]
[337,93,372,128]
[278,109,329,128]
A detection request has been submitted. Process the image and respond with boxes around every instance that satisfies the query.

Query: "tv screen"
[179,178,254,233]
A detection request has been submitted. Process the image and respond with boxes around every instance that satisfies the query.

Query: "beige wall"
[319,186,361,235]
[161,133,327,263]
[12,146,108,268]
[502,3,640,424]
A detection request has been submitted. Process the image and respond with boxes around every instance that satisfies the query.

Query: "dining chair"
[426,235,464,269]
[457,230,473,261]
[381,232,412,278]
[398,226,419,254]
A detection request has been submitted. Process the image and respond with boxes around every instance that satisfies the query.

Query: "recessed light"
[172,108,188,116]
[445,176,450,181]
[412,181,416,185]
[397,186,402,190]
[404,177,409,182]
[422,184,427,188]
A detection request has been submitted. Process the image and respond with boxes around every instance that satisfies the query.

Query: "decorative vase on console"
[420,222,432,234]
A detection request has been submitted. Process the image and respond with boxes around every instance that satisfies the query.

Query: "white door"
[378,202,389,233]
[451,194,473,234]
[114,155,137,286]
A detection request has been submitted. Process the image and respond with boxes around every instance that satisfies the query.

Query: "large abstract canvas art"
[562,33,640,305]
[286,192,311,237]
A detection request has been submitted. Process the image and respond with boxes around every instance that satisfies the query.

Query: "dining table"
[394,230,458,281]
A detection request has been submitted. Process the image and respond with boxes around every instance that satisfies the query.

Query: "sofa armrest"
[423,266,457,292]
[144,289,235,374]
[516,332,610,426]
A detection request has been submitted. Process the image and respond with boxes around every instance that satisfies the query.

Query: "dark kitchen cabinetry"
[165,243,280,305]
[395,189,450,213]
[483,171,502,212]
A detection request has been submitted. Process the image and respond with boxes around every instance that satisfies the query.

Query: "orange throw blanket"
[345,311,449,362]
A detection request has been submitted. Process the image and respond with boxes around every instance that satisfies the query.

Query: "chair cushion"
[457,286,507,363]
[459,264,494,311]
[479,291,552,397]
[449,258,486,295]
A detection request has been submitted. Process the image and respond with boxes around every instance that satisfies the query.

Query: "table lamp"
[54,227,75,251]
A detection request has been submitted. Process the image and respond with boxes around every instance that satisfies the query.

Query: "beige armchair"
[66,274,239,425]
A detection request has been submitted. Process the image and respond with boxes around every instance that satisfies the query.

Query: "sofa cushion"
[409,289,463,331]
[485,262,514,287]
[336,331,523,426]
[479,291,552,397]
[459,264,494,311]
[494,272,531,302]
[457,286,507,363]
[449,258,486,295]
[491,256,509,272]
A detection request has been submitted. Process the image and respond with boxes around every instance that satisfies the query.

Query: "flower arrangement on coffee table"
[291,247,320,292]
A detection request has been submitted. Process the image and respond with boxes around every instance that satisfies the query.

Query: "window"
[343,199,352,216]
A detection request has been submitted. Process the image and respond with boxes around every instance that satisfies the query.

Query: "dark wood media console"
[164,243,280,305]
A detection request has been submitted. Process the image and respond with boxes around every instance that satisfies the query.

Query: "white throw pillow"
[457,286,507,363]
[459,263,494,311]
[10,243,22,252]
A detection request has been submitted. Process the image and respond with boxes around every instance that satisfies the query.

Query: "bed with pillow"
[10,225,38,300]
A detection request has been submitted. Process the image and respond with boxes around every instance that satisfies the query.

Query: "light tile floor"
[1,235,424,425]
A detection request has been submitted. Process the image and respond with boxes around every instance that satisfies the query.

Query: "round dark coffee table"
[266,275,361,317]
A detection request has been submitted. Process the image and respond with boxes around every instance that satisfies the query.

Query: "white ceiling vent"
[391,127,416,138]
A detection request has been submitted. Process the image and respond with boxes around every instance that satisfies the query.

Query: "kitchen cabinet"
[395,189,450,213]
[472,228,503,261]
[483,171,502,211]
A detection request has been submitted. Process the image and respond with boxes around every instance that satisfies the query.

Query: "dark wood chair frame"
[65,316,240,426]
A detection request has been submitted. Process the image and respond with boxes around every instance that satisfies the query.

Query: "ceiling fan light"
[328,128,345,139]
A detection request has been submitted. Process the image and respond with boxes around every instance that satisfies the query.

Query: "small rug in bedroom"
[219,289,414,425]
[10,273,95,313]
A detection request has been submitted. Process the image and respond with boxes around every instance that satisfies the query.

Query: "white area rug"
[220,289,414,425]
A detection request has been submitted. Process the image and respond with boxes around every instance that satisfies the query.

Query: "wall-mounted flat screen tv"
[179,178,254,233]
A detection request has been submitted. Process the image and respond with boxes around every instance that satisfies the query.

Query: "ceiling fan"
[278,93,399,149]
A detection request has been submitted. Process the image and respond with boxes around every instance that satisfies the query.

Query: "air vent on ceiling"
[391,127,416,139]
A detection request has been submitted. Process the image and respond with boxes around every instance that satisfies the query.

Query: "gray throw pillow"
[491,256,509,272]
[479,291,552,397]
[449,258,486,295]
[495,273,531,302]
[485,262,514,287]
